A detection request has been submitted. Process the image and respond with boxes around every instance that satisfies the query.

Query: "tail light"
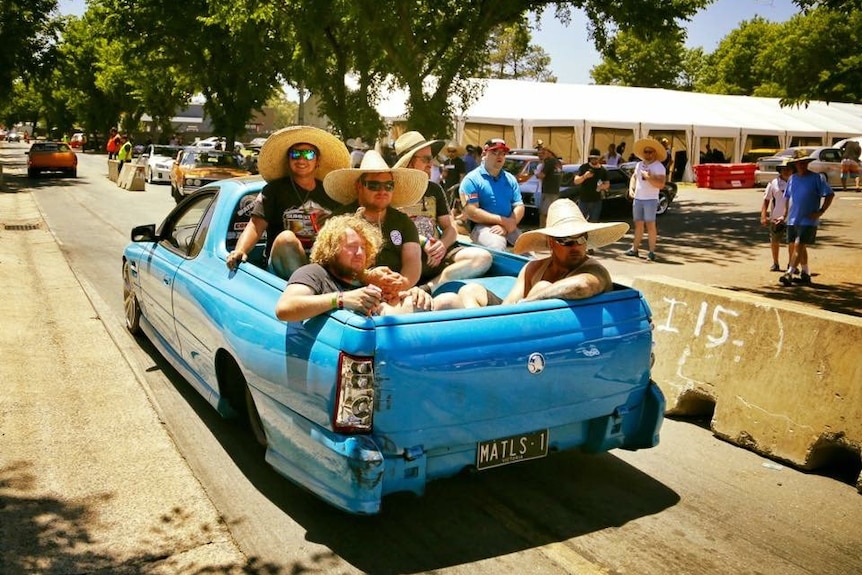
[333,352,374,433]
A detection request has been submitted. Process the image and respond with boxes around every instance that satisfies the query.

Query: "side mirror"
[131,224,157,242]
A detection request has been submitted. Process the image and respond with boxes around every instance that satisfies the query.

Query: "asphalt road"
[2,142,861,575]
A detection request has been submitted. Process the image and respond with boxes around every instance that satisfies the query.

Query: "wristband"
[337,292,344,310]
[422,236,429,248]
[331,293,338,310]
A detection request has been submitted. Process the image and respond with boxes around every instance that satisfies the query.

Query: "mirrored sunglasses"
[288,149,317,161]
[552,234,588,247]
[362,180,396,192]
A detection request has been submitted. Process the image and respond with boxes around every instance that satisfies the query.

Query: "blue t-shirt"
[460,164,523,218]
[784,172,833,227]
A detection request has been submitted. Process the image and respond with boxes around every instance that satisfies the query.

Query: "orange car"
[170,147,252,202]
[27,141,78,178]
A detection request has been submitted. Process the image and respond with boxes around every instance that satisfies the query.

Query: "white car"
[143,144,182,184]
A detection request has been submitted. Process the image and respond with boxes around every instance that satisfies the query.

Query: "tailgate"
[370,288,653,453]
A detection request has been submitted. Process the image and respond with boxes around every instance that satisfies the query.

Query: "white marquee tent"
[373,79,862,181]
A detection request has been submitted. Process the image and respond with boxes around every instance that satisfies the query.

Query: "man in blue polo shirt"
[459,138,525,250]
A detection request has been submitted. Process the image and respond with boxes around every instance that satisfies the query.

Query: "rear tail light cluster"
[333,353,374,433]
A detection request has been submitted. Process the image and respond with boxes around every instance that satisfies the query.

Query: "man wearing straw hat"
[393,131,492,293]
[437,199,628,308]
[325,150,429,300]
[226,126,350,279]
[624,137,667,261]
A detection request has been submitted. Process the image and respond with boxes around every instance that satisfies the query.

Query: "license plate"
[476,429,549,471]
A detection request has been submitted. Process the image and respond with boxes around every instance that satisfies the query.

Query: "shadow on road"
[133,334,679,574]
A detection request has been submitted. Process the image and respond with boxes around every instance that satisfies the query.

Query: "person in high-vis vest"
[117,135,133,173]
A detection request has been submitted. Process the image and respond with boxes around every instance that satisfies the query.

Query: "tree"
[484,21,557,82]
[590,29,687,89]
[0,0,61,106]
[766,6,862,104]
[695,17,781,96]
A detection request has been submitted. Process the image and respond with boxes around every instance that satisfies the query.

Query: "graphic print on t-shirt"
[282,200,334,249]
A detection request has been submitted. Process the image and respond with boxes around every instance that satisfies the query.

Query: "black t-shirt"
[334,203,420,272]
[442,156,466,191]
[287,262,357,294]
[399,181,453,278]
[251,176,341,256]
[576,163,608,202]
[541,156,562,196]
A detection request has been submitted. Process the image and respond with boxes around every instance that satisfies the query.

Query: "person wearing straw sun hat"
[326,150,429,297]
[624,137,667,262]
[393,131,492,293]
[226,125,350,279]
[436,199,628,309]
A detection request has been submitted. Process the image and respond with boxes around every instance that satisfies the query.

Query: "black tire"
[657,191,670,216]
[27,168,38,178]
[122,260,142,334]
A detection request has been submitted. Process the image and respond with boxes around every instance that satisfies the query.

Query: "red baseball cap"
[484,138,510,153]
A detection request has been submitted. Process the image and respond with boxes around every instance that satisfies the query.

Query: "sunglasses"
[552,234,588,247]
[288,149,317,161]
[362,180,396,192]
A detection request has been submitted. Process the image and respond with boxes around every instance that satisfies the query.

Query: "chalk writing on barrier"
[657,298,742,349]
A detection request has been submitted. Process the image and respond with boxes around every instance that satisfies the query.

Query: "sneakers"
[799,272,812,285]
[769,263,780,272]
[647,251,656,261]
[779,272,793,286]
[624,248,639,257]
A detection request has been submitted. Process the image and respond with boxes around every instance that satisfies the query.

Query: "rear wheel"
[122,260,141,334]
[656,191,670,215]
[244,385,267,447]
[222,358,267,446]
[27,168,38,178]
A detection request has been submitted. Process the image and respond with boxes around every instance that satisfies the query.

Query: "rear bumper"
[258,380,665,515]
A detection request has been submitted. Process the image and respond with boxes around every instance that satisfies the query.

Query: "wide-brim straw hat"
[392,131,446,168]
[257,126,350,182]
[634,137,667,163]
[513,199,629,253]
[324,150,428,208]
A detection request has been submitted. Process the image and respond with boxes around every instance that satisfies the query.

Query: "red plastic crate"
[695,163,756,189]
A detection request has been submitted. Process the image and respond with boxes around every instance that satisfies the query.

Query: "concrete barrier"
[633,275,862,491]
[108,159,120,182]
[117,163,145,191]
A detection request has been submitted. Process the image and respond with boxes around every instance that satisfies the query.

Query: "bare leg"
[458,283,490,308]
[269,231,307,279]
[646,221,658,252]
[425,247,492,291]
[632,220,644,251]
[770,239,780,265]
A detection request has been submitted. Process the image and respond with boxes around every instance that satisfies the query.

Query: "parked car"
[755,146,843,187]
[122,177,664,514]
[169,147,252,202]
[195,136,245,151]
[503,154,542,212]
[25,141,77,178]
[6,131,22,143]
[558,162,677,216]
[143,144,182,184]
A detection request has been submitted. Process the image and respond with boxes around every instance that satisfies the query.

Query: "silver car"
[755,146,843,187]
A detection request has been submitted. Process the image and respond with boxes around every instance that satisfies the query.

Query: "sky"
[58,0,800,85]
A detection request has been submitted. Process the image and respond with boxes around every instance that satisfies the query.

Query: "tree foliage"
[590,29,688,89]
[0,0,61,106]
[483,21,557,82]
